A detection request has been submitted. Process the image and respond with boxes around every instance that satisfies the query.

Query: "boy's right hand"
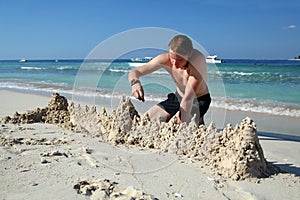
[132,83,144,102]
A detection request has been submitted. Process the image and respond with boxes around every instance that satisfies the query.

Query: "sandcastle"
[2,93,280,180]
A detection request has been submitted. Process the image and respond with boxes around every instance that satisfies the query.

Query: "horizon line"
[0,57,299,61]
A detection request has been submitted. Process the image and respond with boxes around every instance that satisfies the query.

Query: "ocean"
[0,59,300,118]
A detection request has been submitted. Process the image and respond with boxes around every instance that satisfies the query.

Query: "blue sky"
[0,0,299,59]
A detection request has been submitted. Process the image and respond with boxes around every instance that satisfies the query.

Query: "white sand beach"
[0,90,299,200]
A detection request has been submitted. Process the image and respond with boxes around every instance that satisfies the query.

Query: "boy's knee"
[147,106,170,122]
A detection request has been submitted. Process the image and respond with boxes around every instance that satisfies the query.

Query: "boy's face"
[169,50,189,69]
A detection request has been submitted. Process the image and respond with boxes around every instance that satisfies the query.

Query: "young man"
[128,35,211,125]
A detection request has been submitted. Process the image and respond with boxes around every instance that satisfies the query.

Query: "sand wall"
[2,93,280,181]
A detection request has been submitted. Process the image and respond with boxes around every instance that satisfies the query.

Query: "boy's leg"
[146,105,171,122]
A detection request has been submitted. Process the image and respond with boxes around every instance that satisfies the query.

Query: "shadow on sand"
[258,131,300,177]
[258,131,300,142]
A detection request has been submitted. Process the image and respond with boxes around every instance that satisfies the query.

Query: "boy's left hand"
[175,111,182,124]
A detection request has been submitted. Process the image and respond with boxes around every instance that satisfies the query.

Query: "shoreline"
[1,89,299,199]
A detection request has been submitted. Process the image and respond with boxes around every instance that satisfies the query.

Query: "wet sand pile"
[0,136,69,147]
[2,93,70,125]
[2,93,280,180]
[68,103,102,136]
[96,97,280,180]
[74,179,157,200]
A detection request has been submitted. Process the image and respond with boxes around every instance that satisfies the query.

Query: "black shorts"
[157,92,211,120]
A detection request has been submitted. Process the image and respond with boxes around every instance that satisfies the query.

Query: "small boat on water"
[129,57,152,67]
[19,59,28,63]
[206,55,222,64]
[288,55,300,61]
[130,56,153,62]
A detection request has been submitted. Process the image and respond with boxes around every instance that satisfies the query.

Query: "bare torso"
[159,49,209,97]
[128,47,210,123]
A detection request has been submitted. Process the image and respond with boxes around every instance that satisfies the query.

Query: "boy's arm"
[128,54,166,101]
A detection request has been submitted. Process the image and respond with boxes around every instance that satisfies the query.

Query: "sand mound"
[2,93,70,125]
[2,93,280,180]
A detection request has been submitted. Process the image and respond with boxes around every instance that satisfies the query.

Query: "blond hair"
[168,35,193,56]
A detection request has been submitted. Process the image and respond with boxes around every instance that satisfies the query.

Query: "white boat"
[130,56,152,62]
[288,55,300,61]
[206,55,222,64]
[19,58,28,62]
[129,56,152,67]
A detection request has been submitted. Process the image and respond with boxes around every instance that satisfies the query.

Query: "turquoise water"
[0,59,299,117]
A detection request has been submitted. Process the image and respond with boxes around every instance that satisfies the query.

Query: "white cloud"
[282,24,297,30]
[288,24,296,29]
[287,25,296,29]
